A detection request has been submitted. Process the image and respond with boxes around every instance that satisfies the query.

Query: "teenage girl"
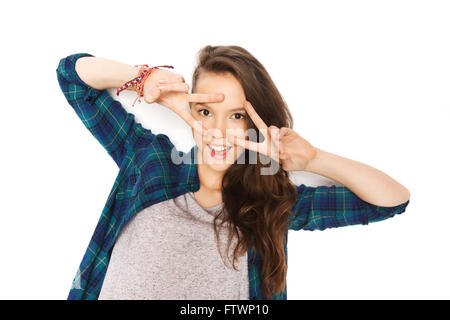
[56,45,410,300]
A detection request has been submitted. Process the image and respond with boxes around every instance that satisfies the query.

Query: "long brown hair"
[191,45,298,299]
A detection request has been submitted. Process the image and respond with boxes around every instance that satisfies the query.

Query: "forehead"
[194,72,246,108]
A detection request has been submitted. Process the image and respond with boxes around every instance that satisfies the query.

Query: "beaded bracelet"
[116,64,174,107]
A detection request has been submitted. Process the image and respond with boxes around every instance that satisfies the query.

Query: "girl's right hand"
[142,68,224,137]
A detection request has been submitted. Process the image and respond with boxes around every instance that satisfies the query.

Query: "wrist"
[115,65,143,94]
[304,147,324,173]
[127,66,139,90]
[125,66,141,89]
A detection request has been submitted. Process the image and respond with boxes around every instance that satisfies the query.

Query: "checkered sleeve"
[288,184,410,231]
[56,53,149,168]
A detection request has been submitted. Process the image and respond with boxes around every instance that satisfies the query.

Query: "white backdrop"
[1,0,448,299]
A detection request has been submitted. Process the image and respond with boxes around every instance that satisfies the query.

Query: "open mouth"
[207,144,232,159]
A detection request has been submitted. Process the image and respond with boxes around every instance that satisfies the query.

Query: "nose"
[205,117,228,144]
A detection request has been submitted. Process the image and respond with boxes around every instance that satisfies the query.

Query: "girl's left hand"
[228,100,318,172]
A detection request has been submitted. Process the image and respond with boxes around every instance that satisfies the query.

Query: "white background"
[1,0,448,299]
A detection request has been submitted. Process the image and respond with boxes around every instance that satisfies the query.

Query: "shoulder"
[124,128,198,194]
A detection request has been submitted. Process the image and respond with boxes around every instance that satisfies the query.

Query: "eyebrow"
[196,103,246,112]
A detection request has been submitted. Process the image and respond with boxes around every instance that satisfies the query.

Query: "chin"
[206,162,233,172]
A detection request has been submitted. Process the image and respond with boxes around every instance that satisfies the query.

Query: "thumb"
[143,82,161,104]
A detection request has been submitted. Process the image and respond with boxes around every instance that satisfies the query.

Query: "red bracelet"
[116,64,174,107]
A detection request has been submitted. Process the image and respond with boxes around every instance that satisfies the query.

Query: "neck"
[196,150,224,193]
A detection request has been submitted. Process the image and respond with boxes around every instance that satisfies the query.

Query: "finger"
[268,125,280,141]
[278,127,288,154]
[268,125,280,152]
[178,108,208,137]
[187,93,225,104]
[232,136,264,154]
[279,127,289,139]
[268,126,280,159]
[279,127,291,144]
[157,82,189,93]
[244,101,268,135]
[159,77,184,84]
[143,85,162,104]
[278,140,284,154]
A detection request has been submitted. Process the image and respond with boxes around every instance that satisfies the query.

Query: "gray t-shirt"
[98,191,249,300]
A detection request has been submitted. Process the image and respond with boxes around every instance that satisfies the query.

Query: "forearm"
[75,56,139,91]
[305,147,410,207]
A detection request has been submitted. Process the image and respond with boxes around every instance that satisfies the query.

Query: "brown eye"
[199,109,210,116]
[232,113,246,120]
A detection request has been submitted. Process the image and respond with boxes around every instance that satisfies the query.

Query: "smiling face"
[190,71,249,172]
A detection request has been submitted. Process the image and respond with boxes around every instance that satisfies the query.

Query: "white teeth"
[208,144,231,152]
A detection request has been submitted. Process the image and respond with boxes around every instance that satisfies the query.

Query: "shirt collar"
[178,144,201,192]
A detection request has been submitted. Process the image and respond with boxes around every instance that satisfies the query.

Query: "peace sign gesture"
[142,71,224,138]
[228,101,318,172]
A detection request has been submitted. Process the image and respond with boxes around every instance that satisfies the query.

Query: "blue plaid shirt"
[56,53,410,300]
